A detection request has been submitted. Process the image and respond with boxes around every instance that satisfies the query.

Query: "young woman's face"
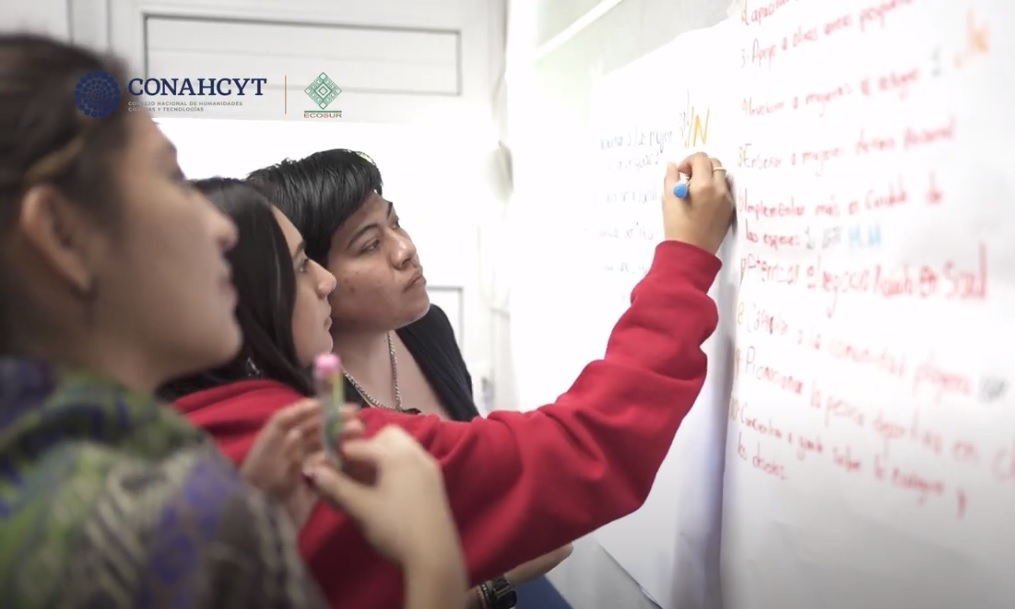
[14,112,242,386]
[271,207,337,365]
[324,192,430,333]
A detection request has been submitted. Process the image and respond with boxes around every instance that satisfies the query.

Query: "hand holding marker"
[672,165,730,199]
[314,353,345,463]
[672,157,736,235]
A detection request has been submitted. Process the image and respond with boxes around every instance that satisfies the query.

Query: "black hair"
[246,149,383,266]
[159,177,313,400]
[0,33,134,353]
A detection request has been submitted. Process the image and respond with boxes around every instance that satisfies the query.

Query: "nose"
[204,194,238,252]
[313,261,337,296]
[392,232,417,268]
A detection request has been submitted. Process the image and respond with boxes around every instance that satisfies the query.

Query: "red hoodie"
[175,240,720,609]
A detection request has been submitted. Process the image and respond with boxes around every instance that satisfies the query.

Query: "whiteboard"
[510,0,1015,607]
[585,20,738,609]
[508,20,738,609]
[722,1,1015,607]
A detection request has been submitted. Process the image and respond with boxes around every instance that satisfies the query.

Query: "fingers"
[339,426,425,470]
[673,152,731,202]
[707,157,731,197]
[305,462,372,513]
[663,162,681,193]
[675,152,713,181]
[270,399,321,432]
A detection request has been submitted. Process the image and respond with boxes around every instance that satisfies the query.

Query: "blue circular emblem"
[74,71,121,118]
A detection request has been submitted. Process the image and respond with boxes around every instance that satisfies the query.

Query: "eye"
[298,257,310,272]
[392,217,401,229]
[362,240,380,253]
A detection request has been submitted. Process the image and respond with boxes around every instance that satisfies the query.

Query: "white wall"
[3,0,505,125]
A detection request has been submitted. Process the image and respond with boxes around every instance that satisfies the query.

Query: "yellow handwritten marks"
[954,9,990,69]
[683,106,711,148]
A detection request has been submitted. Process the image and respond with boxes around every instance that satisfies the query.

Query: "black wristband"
[482,575,517,609]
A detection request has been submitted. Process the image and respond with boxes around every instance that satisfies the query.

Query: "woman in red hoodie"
[167,152,733,609]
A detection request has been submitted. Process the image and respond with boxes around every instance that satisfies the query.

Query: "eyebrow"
[347,200,395,246]
[291,240,306,259]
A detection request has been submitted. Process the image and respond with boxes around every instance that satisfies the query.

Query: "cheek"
[292,285,318,327]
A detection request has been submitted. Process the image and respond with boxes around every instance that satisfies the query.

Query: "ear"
[17,185,103,296]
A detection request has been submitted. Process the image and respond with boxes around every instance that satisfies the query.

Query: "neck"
[332,329,391,376]
[17,332,161,395]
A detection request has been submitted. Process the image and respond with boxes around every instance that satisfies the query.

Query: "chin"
[214,320,245,364]
[399,298,431,328]
[169,321,243,381]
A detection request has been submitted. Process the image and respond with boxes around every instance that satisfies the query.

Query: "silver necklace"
[343,332,404,411]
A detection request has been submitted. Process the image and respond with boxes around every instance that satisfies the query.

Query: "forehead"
[335,193,388,233]
[133,113,173,157]
[271,206,302,252]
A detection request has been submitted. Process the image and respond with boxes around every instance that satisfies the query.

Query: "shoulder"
[175,379,305,421]
[61,446,319,608]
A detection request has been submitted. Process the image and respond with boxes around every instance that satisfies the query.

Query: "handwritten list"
[586,22,739,609]
[724,1,1015,607]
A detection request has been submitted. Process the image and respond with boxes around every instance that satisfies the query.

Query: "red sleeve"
[181,383,300,468]
[301,239,721,608]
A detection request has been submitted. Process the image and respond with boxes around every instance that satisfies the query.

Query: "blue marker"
[673,180,689,199]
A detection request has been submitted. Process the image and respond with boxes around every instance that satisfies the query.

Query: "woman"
[172,153,733,609]
[0,33,465,609]
[248,149,572,605]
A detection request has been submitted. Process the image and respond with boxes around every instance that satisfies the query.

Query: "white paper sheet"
[723,1,1015,607]
[581,21,739,609]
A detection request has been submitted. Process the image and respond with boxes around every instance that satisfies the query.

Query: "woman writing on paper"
[249,150,573,604]
[168,152,733,609]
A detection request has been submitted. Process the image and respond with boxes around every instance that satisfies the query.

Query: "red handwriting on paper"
[796,146,845,175]
[826,337,907,378]
[855,115,956,157]
[862,175,909,212]
[872,411,946,460]
[744,0,793,27]
[807,242,989,317]
[738,417,970,516]
[743,253,801,286]
[741,190,806,220]
[749,38,778,68]
[926,172,943,205]
[858,0,915,32]
[743,346,806,395]
[746,225,801,251]
[812,388,867,429]
[737,301,792,338]
[795,433,825,461]
[832,444,863,474]
[738,431,788,480]
[873,67,921,100]
[912,354,975,404]
[804,82,853,117]
[904,116,957,150]
[742,96,786,118]
[738,401,787,440]
[791,24,820,50]
[739,143,782,170]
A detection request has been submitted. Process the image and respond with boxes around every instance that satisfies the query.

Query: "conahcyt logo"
[74,71,121,118]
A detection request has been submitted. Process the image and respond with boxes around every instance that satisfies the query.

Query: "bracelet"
[478,580,496,609]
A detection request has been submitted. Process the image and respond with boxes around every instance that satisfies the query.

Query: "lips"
[405,269,425,290]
